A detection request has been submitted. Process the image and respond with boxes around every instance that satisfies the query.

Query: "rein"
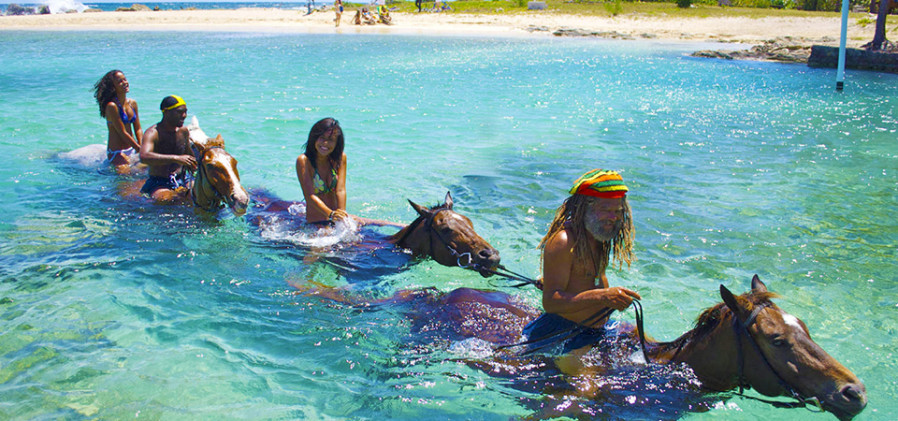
[480,265,542,289]
[731,303,824,412]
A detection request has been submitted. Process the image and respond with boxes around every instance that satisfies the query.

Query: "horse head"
[391,192,500,276]
[191,134,249,216]
[708,276,865,420]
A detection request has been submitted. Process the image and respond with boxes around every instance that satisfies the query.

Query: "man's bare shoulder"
[143,124,159,139]
[544,227,574,255]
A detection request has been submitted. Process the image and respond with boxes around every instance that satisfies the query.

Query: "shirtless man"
[138,95,197,202]
[523,169,641,359]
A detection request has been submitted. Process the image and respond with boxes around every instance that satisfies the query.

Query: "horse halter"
[397,207,476,269]
[191,145,226,212]
[732,302,824,412]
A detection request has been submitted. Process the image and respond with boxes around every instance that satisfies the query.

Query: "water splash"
[258,203,363,248]
[43,0,88,13]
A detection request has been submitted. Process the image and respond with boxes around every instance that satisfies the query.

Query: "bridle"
[395,207,476,270]
[730,302,824,411]
[191,145,226,212]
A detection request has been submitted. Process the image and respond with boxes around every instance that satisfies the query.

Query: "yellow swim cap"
[160,95,186,112]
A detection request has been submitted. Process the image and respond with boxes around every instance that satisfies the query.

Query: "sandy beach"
[0,8,876,47]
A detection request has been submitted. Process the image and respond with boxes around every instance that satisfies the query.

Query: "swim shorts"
[521,313,607,355]
[140,172,193,196]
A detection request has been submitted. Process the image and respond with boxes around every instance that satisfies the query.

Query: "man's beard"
[584,211,621,242]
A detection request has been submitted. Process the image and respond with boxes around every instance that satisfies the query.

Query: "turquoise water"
[1,31,896,420]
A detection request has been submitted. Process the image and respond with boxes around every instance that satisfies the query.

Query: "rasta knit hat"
[569,169,628,199]
[160,95,186,111]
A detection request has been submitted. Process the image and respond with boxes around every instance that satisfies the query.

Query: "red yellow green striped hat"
[569,169,628,199]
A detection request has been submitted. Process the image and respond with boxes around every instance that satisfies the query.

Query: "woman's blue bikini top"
[115,99,138,124]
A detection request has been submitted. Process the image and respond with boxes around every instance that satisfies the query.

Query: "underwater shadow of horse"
[248,190,500,282]
[306,275,866,420]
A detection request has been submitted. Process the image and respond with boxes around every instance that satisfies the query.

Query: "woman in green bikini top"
[296,118,349,225]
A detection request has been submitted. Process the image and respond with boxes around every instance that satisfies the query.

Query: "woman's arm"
[131,99,143,145]
[336,153,347,211]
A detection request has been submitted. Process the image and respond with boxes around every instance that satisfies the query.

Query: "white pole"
[836,0,850,90]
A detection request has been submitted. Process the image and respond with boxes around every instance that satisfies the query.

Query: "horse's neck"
[389,218,428,254]
[191,164,219,210]
[647,320,741,392]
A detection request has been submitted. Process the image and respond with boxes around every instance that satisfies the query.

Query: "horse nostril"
[479,249,493,258]
[841,384,864,402]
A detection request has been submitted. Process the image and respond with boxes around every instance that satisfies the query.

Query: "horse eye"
[771,338,787,347]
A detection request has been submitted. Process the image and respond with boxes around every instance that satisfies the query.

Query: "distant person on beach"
[522,169,640,365]
[352,7,376,25]
[377,4,392,24]
[94,69,142,173]
[334,0,343,26]
[415,0,422,12]
[296,118,349,225]
[138,95,196,202]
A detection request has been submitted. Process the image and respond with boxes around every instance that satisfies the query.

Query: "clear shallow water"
[0,31,896,420]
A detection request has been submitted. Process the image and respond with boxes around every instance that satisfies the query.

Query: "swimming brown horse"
[642,275,866,419]
[325,275,866,419]
[388,192,500,276]
[249,190,500,277]
[190,134,249,216]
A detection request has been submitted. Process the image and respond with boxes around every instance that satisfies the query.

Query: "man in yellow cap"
[138,95,197,202]
[522,169,641,361]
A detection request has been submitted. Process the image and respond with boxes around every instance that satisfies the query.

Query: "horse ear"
[444,191,453,209]
[720,284,741,315]
[408,199,430,217]
[207,134,225,148]
[750,274,768,293]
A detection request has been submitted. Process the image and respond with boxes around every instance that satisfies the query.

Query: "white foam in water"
[447,338,496,359]
[43,0,88,13]
[259,203,363,248]
[58,144,106,167]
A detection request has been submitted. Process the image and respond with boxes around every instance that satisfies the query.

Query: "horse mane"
[658,290,780,353]
[388,202,451,245]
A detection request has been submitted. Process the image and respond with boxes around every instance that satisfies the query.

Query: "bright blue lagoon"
[0,31,895,419]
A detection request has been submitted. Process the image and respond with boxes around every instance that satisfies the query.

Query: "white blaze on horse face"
[781,313,804,332]
[210,153,243,197]
[449,213,467,224]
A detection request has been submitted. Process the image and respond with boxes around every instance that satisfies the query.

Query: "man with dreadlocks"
[522,169,640,358]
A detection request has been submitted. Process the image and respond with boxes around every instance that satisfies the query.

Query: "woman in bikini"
[296,118,349,225]
[93,69,142,173]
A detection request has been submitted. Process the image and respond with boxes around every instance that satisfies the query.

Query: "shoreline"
[0,8,877,48]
